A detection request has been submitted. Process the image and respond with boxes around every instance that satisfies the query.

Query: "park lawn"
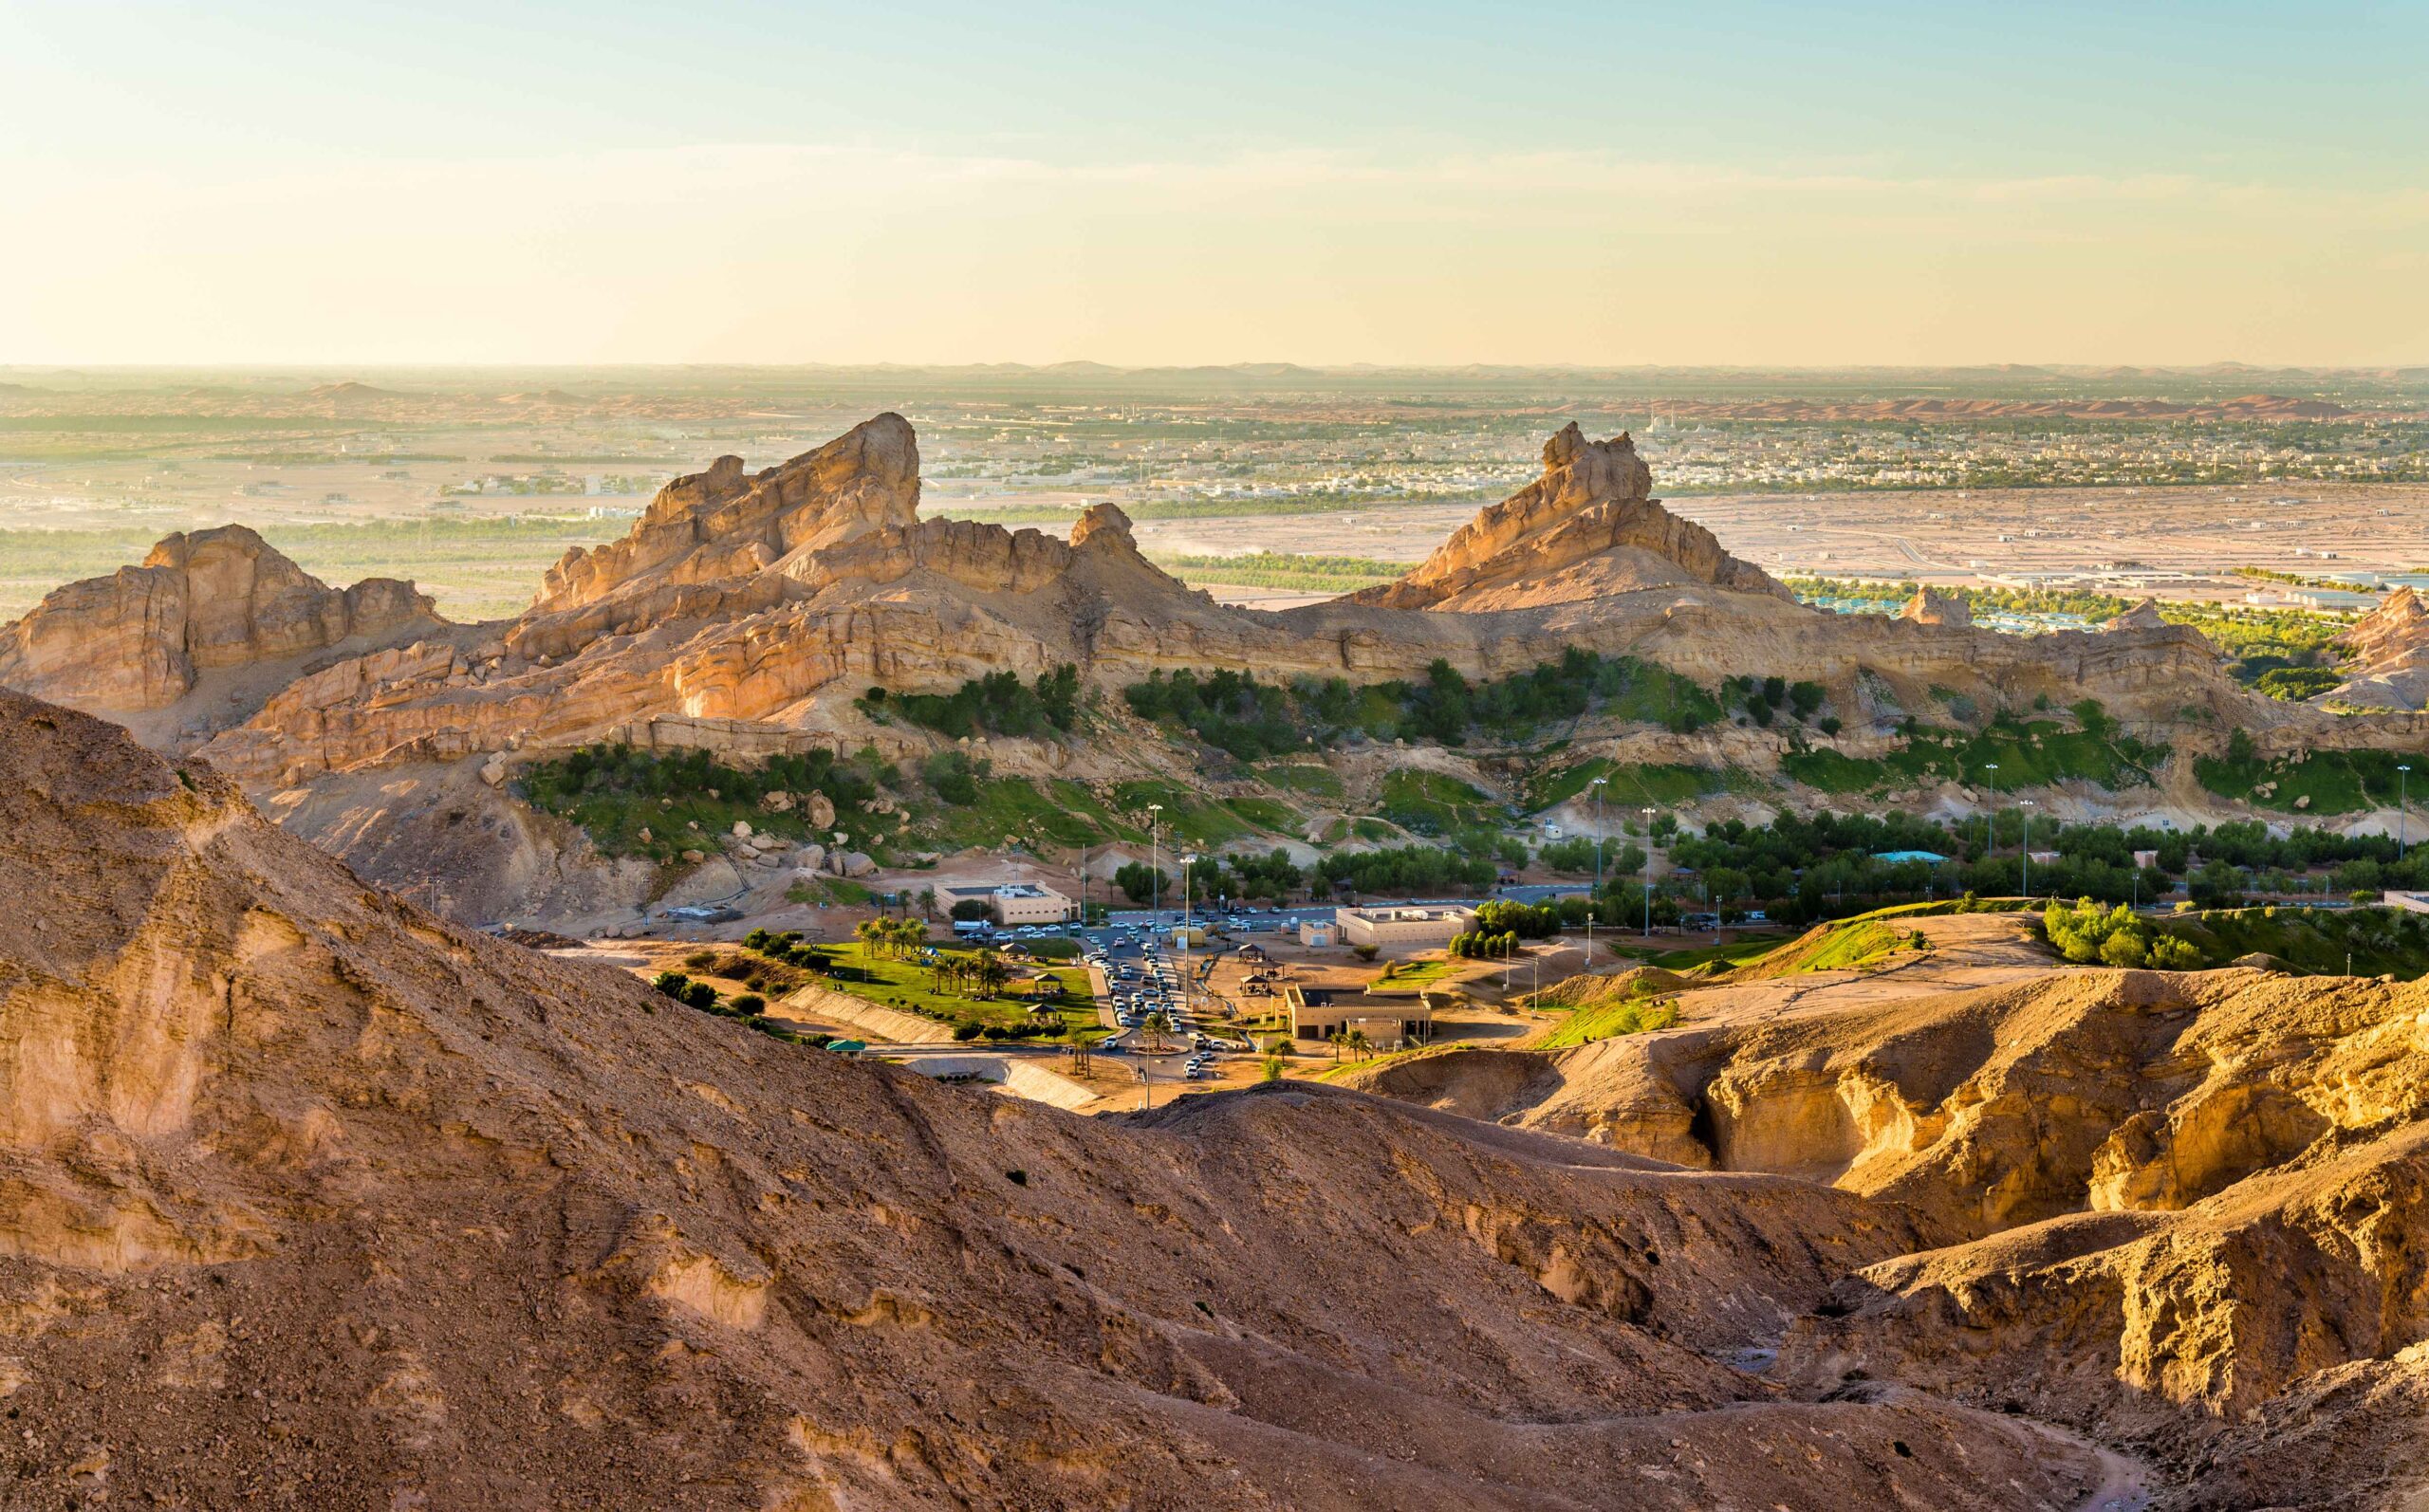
[1369,959,1458,993]
[815,943,1103,1036]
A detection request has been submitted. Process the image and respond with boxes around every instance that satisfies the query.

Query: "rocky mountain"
[1348,423,1789,610]
[3,413,2418,922]
[2332,586,2429,710]
[0,525,437,717]
[0,688,2120,1508]
[1344,964,2429,1503]
[75,415,2284,789]
[1895,587,1971,627]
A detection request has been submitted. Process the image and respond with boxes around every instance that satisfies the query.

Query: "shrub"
[682,981,718,1011]
[652,970,691,1000]
[953,1022,985,1042]
[730,993,766,1015]
[1351,943,1381,962]
[684,950,716,969]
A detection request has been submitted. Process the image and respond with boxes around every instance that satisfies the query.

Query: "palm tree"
[1345,1027,1370,1061]
[1141,1010,1173,1053]
[854,918,885,959]
[899,919,929,957]
[1326,1029,1344,1064]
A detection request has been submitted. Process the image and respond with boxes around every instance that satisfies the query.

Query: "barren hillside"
[0,688,2125,1509]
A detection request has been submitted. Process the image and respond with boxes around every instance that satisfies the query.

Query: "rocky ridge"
[0,525,437,713]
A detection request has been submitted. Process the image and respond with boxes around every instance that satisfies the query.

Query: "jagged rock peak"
[1350,424,1783,611]
[0,525,436,713]
[2104,598,2171,633]
[1898,587,1972,627]
[535,413,921,613]
[1068,501,1137,552]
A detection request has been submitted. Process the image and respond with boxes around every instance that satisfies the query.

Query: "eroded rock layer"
[0,526,436,711]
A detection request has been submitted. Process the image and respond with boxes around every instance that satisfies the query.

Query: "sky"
[4,0,2426,367]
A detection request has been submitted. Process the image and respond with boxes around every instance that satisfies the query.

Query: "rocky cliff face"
[0,525,437,711]
[0,688,2121,1510]
[1348,963,2429,1501]
[1897,587,1972,627]
[1352,423,1789,610]
[2332,586,2429,710]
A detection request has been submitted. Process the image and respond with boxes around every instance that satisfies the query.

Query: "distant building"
[1871,850,1948,865]
[941,882,1075,926]
[1335,904,1476,951]
[2133,850,2160,870]
[1283,985,1434,1049]
[1296,918,1336,948]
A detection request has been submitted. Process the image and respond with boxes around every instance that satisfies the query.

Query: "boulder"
[807,792,836,828]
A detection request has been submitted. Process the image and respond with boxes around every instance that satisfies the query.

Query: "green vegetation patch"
[1527,757,1730,812]
[2194,728,2414,817]
[863,666,1080,740]
[2149,904,2429,979]
[1540,995,1682,1049]
[1377,769,1501,836]
[810,941,1103,1037]
[1782,702,2165,796]
[522,744,878,866]
[1255,761,1346,800]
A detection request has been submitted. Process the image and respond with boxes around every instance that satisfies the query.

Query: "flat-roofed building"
[1283,985,1434,1049]
[1335,904,1475,951]
[941,882,1076,927]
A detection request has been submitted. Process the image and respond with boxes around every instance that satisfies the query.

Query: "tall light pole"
[1590,776,1610,892]
[1148,802,1163,931]
[1179,853,1198,1017]
[2401,765,2412,862]
[1641,807,1656,938]
[1585,909,1596,971]
[2019,799,2036,899]
[1982,764,1999,860]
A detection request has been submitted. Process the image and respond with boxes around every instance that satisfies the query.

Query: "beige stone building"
[1335,904,1474,951]
[1283,985,1435,1048]
[943,882,1077,926]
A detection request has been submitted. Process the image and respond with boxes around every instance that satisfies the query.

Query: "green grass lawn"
[1540,996,1681,1048]
[1609,934,1791,971]
[1368,959,1457,993]
[1110,780,1264,847]
[811,943,1103,1037]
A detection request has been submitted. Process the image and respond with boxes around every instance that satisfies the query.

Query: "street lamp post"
[1641,807,1656,938]
[2020,799,2036,899]
[1590,776,1609,892]
[1179,853,1198,1014]
[1982,765,1999,860]
[2401,765,2413,862]
[1585,909,1595,971]
[1148,803,1163,932]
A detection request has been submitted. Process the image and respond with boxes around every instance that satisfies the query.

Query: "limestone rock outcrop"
[1349,963,2429,1498]
[0,525,437,711]
[2330,586,2429,710]
[2104,597,2171,633]
[1351,423,1789,610]
[1897,586,1972,627]
[0,687,2124,1510]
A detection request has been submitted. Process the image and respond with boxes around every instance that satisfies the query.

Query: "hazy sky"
[6,1,2425,366]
